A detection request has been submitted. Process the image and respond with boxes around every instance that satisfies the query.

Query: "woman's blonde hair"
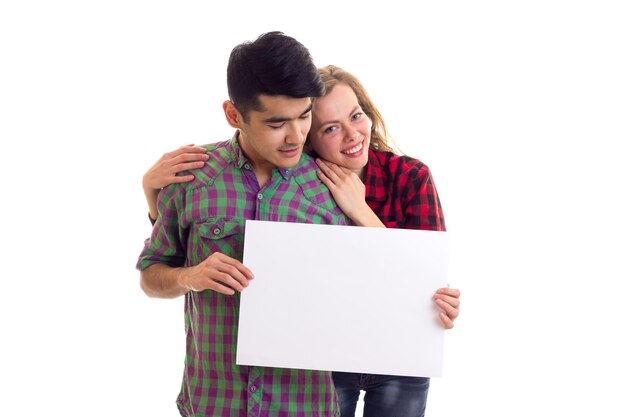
[315,65,396,153]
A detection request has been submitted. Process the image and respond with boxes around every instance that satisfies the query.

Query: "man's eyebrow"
[262,103,314,124]
[299,103,314,117]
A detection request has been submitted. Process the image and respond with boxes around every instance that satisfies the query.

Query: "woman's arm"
[143,145,209,222]
[402,162,459,328]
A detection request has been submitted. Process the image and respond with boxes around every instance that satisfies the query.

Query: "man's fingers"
[197,270,245,295]
[217,264,253,289]
[205,279,236,296]
[192,250,256,295]
[214,252,255,280]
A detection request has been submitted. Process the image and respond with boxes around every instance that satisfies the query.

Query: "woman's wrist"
[350,204,385,227]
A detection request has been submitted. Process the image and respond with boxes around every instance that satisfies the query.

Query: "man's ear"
[223,100,243,129]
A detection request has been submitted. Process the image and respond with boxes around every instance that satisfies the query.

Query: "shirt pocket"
[189,217,245,264]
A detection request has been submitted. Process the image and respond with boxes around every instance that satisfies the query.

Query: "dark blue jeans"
[332,372,430,417]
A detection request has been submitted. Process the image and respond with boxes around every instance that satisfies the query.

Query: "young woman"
[143,65,460,417]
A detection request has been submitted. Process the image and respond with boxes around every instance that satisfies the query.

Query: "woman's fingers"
[316,169,335,191]
[433,286,461,328]
[438,312,455,329]
[146,146,209,189]
[316,159,339,182]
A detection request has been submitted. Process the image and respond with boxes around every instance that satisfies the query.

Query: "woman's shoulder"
[368,148,430,177]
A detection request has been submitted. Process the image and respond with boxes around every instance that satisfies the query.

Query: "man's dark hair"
[227,31,325,121]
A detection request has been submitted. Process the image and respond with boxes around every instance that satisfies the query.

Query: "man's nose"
[285,122,305,144]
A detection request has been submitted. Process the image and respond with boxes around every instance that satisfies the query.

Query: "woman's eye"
[324,126,337,134]
[352,112,363,121]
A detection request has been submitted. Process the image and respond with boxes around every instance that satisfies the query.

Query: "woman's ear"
[223,100,243,129]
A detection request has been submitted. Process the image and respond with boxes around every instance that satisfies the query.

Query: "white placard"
[237,220,449,377]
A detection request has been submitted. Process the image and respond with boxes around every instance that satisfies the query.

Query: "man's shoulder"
[202,139,236,167]
[186,140,237,188]
[287,153,341,212]
[160,140,237,197]
[289,153,325,191]
[202,139,231,156]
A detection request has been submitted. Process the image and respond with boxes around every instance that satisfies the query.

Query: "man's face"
[237,95,313,171]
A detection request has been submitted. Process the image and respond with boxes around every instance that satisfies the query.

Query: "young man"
[137,32,347,417]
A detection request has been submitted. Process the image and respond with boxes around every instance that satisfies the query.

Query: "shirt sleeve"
[403,162,446,232]
[136,184,187,270]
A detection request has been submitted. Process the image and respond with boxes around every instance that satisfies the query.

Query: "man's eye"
[269,124,285,129]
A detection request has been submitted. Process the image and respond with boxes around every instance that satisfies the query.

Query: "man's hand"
[179,252,255,296]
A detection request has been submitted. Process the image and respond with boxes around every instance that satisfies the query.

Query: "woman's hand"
[143,145,209,191]
[315,158,384,227]
[433,287,461,329]
[143,145,209,221]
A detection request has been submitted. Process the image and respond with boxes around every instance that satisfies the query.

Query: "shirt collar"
[229,131,293,180]
[364,148,387,202]
[227,131,246,168]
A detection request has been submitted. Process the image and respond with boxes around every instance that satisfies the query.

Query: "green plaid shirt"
[137,137,347,417]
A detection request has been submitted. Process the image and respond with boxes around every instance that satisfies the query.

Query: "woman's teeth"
[343,142,363,155]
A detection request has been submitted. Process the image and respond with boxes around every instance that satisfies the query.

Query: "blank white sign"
[237,220,449,377]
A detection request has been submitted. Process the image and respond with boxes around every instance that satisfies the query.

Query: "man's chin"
[277,148,303,166]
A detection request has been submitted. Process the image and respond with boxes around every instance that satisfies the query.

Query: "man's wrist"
[176,268,191,293]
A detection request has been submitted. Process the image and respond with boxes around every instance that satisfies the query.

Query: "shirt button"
[212,227,221,235]
[257,193,263,200]
[249,385,257,393]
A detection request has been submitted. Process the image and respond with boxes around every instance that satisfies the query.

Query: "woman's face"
[309,83,372,176]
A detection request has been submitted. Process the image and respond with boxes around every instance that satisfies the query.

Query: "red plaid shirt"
[363,149,445,231]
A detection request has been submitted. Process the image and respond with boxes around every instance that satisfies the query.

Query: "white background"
[1,1,624,416]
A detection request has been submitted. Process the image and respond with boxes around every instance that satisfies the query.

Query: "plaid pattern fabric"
[137,137,346,417]
[363,149,446,231]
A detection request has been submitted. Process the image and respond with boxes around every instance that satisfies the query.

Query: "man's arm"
[140,252,255,299]
[140,263,188,299]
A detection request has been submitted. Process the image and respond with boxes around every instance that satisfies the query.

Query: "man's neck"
[254,166,272,189]
[236,134,274,188]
